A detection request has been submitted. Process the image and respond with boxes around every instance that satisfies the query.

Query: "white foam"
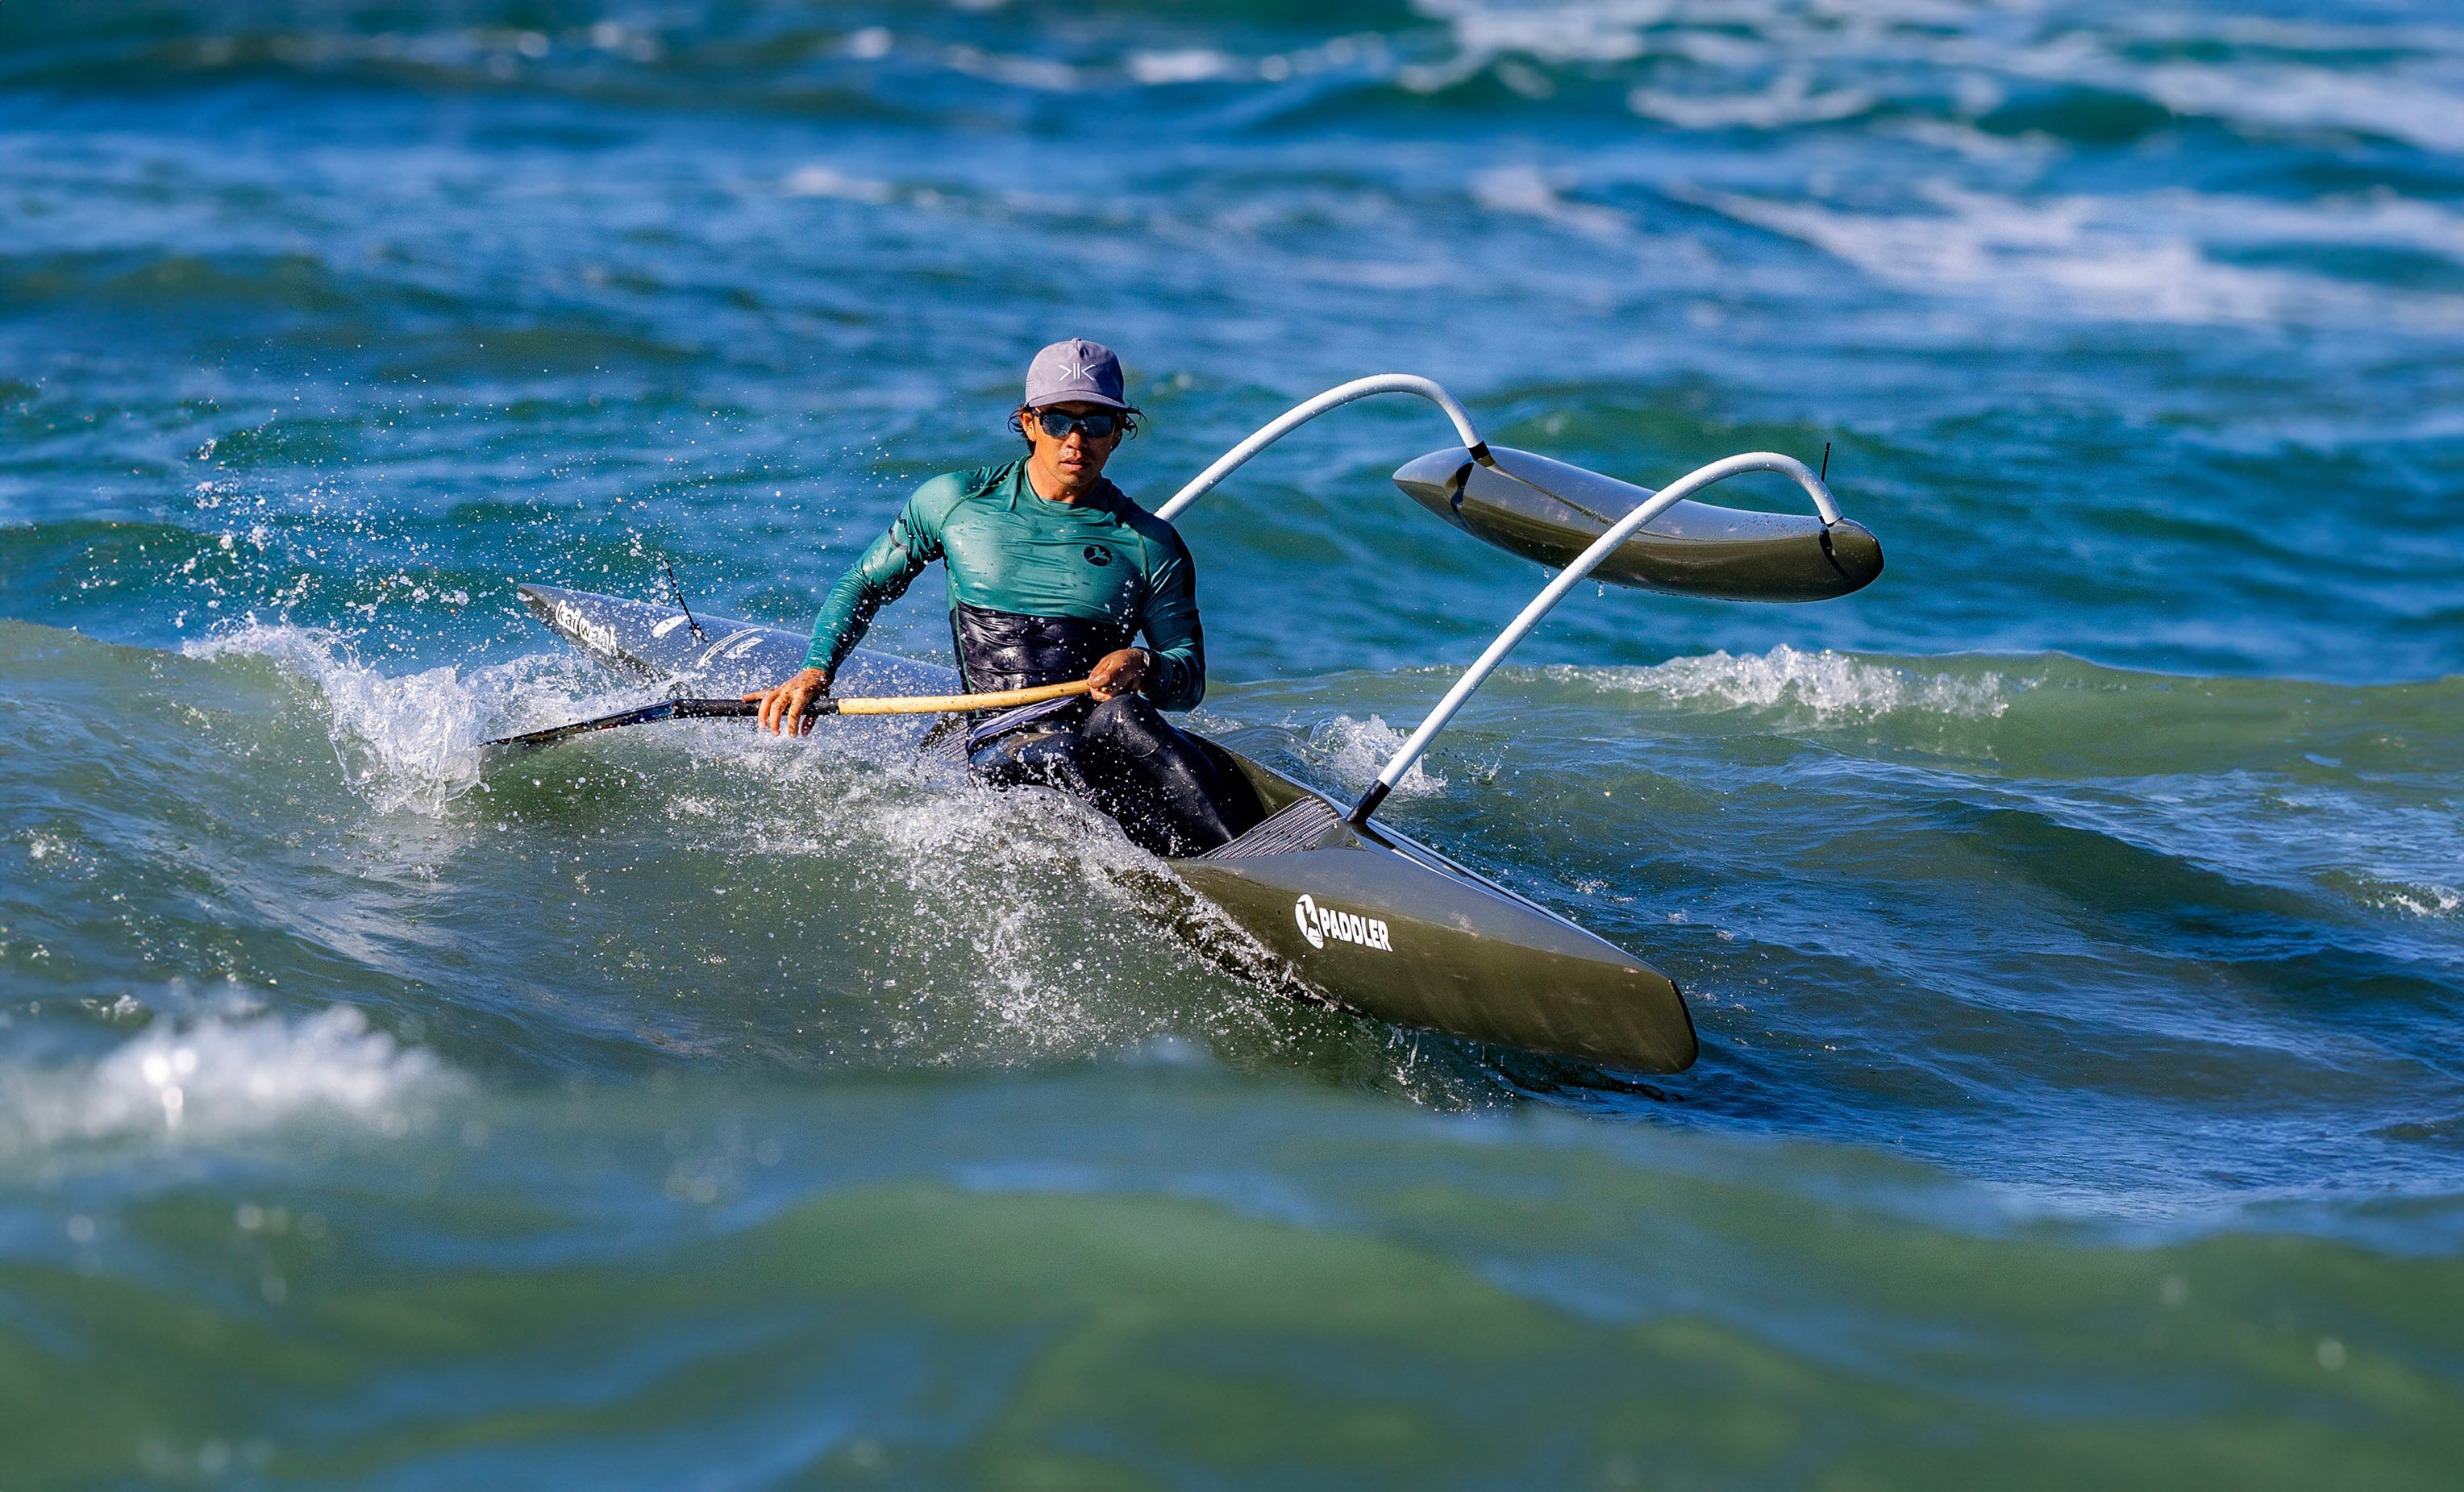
[1696,181,2452,329]
[1305,714,1449,797]
[2045,35,2464,156]
[187,624,616,816]
[1403,0,2464,153]
[1590,646,2010,721]
[1409,0,1654,69]
[1629,69,1877,130]
[782,166,896,204]
[1127,49,1243,85]
[941,44,1080,92]
[0,1006,458,1158]
[2377,883,2463,919]
[875,786,1159,1039]
[1469,165,1631,240]
[727,744,1205,1057]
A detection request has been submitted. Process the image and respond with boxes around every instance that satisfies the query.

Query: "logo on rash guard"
[1294,894,1392,953]
[1083,545,1113,567]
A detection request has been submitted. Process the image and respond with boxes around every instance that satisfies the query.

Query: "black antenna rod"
[1820,441,1832,482]
[662,556,705,641]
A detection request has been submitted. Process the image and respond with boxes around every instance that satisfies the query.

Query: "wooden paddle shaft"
[481,678,1096,759]
[824,677,1090,716]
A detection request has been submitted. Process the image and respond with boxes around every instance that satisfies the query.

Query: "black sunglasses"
[1032,408,1123,441]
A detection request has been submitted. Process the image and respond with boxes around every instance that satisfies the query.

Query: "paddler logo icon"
[1293,894,1392,954]
[1083,544,1112,567]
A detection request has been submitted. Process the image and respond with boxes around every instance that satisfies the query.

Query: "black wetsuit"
[804,460,1260,855]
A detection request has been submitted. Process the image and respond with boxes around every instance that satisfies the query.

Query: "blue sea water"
[3,1,2462,1485]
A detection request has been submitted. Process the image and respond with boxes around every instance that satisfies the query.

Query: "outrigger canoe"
[509,580,1702,1071]
[492,376,1882,1075]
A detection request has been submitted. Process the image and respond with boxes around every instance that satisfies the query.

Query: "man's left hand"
[1087,648,1151,702]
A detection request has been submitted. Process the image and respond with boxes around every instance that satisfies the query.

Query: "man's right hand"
[744,667,831,736]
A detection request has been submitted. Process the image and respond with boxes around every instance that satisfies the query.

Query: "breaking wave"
[185,624,628,816]
[2329,873,2464,921]
[1582,645,2013,721]
[1695,182,2464,330]
[0,1005,458,1161]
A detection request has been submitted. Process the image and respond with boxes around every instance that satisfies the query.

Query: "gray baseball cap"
[1022,338,1130,410]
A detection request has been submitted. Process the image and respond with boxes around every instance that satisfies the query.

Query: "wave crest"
[186,624,614,816]
[1591,646,2012,721]
[0,1006,458,1160]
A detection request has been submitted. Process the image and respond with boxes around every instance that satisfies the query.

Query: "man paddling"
[746,339,1259,855]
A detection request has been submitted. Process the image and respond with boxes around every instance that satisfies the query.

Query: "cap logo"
[1026,339,1123,408]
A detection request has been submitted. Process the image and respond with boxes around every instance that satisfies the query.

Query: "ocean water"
[5,0,2463,1485]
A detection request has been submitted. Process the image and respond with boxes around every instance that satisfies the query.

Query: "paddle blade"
[477,698,764,772]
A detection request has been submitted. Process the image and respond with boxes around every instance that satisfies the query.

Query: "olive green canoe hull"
[1394,444,1883,602]
[1169,754,1697,1074]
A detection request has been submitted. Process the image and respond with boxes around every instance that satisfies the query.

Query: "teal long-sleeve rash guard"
[803,459,1207,711]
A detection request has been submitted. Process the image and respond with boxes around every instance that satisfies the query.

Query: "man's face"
[1025,401,1125,488]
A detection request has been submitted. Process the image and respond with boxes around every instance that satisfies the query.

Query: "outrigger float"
[489,376,1881,1074]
